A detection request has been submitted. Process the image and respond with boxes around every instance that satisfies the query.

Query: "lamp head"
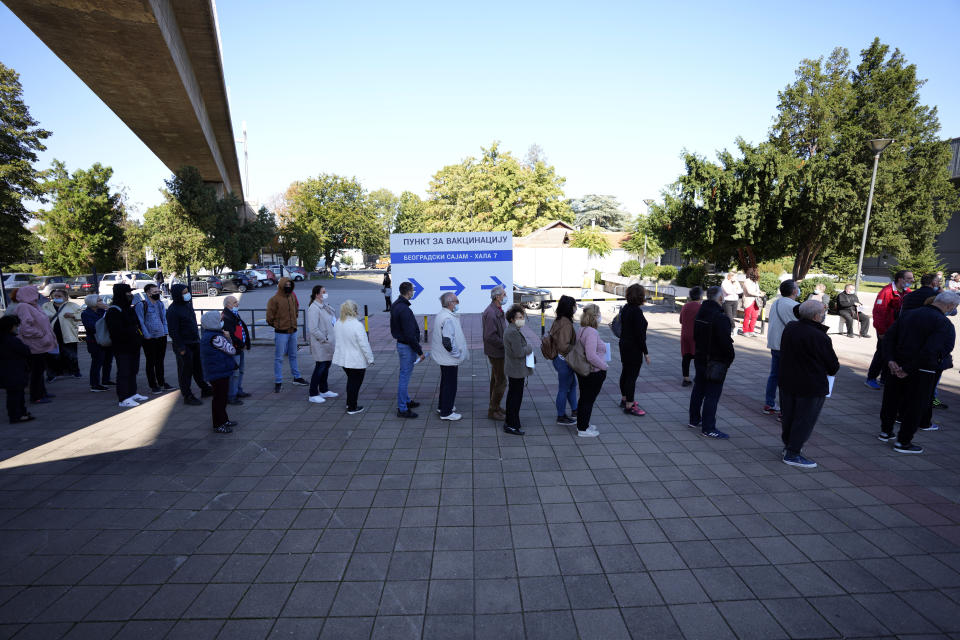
[867,138,894,154]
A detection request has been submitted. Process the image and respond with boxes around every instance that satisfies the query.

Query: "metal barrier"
[188,305,374,344]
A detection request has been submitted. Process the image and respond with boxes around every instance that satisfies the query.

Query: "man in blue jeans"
[266,278,308,392]
[390,281,425,418]
[764,279,799,417]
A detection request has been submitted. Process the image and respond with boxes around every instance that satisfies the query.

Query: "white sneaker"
[131,394,148,402]
[320,391,339,398]
[440,412,462,421]
[118,398,140,408]
[308,395,326,404]
[578,426,600,438]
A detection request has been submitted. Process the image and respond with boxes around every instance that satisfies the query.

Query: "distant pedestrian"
[221,296,251,405]
[878,291,958,454]
[135,283,172,394]
[13,285,57,405]
[547,295,578,425]
[503,304,533,436]
[430,291,468,421]
[167,284,213,405]
[332,300,375,415]
[580,269,594,300]
[330,263,339,279]
[198,310,237,434]
[763,279,799,416]
[482,285,508,421]
[721,272,742,332]
[81,294,113,391]
[106,283,147,408]
[689,286,734,439]
[41,289,81,380]
[778,300,840,468]
[865,269,913,389]
[574,303,607,438]
[619,284,650,417]
[679,286,702,387]
[806,282,830,313]
[266,277,307,392]
[382,273,392,312]
[390,281,425,418]
[307,285,338,404]
[0,316,33,424]
[740,268,762,337]
[836,284,871,338]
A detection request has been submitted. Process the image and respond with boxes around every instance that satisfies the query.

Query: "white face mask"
[597,314,602,324]
[514,317,526,328]
[322,293,329,301]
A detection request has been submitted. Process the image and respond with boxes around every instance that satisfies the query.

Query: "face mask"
[150,293,160,301]
[183,293,192,302]
[230,306,239,315]
[514,317,526,327]
[53,298,64,304]
[597,314,603,324]
[126,293,134,302]
[322,293,329,301]
[452,304,459,313]
[284,286,293,293]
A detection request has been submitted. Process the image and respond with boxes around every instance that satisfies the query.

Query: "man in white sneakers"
[430,292,468,421]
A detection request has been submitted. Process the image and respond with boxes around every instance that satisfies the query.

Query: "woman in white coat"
[331,300,374,415]
[307,285,338,404]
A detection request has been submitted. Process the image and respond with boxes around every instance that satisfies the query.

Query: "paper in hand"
[604,342,612,362]
[826,375,836,398]
[525,352,535,369]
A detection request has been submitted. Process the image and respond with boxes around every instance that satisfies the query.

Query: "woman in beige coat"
[307,285,338,403]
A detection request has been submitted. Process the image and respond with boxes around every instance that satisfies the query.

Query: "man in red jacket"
[865,269,913,389]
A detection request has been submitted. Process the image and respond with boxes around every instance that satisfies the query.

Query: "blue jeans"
[552,356,578,417]
[274,332,301,383]
[229,351,245,401]
[310,360,331,396]
[765,350,780,407]
[396,343,416,411]
[689,360,724,433]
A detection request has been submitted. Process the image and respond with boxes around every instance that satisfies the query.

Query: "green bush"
[2,263,44,274]
[703,274,724,288]
[758,271,781,299]
[798,276,837,301]
[756,259,792,275]
[619,260,643,277]
[677,264,707,288]
[594,269,603,284]
[640,262,658,278]
[657,265,678,282]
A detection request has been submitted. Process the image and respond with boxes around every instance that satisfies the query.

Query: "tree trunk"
[792,241,821,281]
[736,246,757,271]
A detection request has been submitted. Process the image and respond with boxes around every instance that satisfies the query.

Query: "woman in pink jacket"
[14,285,58,404]
[575,303,608,438]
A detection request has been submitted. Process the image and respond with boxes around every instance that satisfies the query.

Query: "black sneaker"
[161,383,175,391]
[700,430,729,439]
[151,386,163,395]
[102,380,116,386]
[184,396,202,406]
[893,442,924,454]
[407,400,420,409]
[556,416,576,425]
[213,423,233,434]
[346,406,365,415]
[877,432,895,443]
[503,425,525,436]
[681,379,692,387]
[227,399,244,406]
[274,383,282,393]
[237,392,252,398]
[397,409,418,418]
[90,385,108,392]
[72,373,82,379]
[782,453,817,468]
[291,378,308,386]
[225,420,238,427]
[200,387,214,398]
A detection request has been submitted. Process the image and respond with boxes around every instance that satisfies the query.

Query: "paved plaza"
[2,284,960,639]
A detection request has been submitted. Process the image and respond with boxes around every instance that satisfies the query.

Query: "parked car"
[187,276,224,297]
[242,269,269,287]
[285,266,307,281]
[513,284,552,310]
[219,272,252,293]
[2,272,36,290]
[65,274,102,298]
[98,271,155,295]
[31,275,69,298]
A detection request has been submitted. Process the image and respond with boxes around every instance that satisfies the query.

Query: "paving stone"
[715,599,788,639]
[572,608,631,640]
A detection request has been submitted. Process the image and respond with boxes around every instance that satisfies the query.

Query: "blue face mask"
[230,307,239,315]
[453,304,460,313]
[183,293,192,302]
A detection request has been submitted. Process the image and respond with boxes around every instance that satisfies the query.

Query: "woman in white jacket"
[331,299,374,415]
[307,285,338,404]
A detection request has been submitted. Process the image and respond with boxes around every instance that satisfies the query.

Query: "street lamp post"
[854,138,894,293]
[642,199,654,267]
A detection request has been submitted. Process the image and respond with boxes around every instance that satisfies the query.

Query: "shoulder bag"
[565,329,592,376]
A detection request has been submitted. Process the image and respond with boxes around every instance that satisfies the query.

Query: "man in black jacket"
[390,282,425,418]
[900,272,940,314]
[689,286,735,439]
[836,284,871,338]
[106,283,147,407]
[879,290,958,453]
[166,284,212,405]
[221,295,251,405]
[778,300,840,468]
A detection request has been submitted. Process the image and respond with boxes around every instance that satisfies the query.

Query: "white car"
[2,272,35,289]
[98,271,156,295]
[243,269,271,288]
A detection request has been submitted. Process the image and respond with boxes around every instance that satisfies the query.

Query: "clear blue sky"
[2,0,958,219]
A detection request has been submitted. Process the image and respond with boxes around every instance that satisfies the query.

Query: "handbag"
[566,330,592,376]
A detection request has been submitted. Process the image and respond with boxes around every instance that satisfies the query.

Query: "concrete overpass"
[2,0,244,200]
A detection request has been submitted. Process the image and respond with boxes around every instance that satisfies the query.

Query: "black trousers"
[87,342,113,386]
[619,360,642,403]
[779,391,825,455]
[505,376,525,428]
[689,360,724,433]
[310,360,331,396]
[575,370,606,431]
[682,353,693,378]
[211,377,229,426]
[175,343,209,398]
[48,341,79,376]
[384,296,392,310]
[5,386,27,422]
[722,300,738,329]
[867,336,887,382]
[343,367,366,410]
[114,350,140,401]
[881,370,938,446]
[142,336,168,388]
[838,309,870,337]
[29,353,47,402]
[439,365,458,416]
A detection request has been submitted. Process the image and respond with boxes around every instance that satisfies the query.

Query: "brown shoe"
[488,410,506,420]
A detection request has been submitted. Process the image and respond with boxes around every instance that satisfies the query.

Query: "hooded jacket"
[14,286,58,355]
[166,283,200,350]
[199,310,236,381]
[693,299,735,366]
[105,283,143,353]
[266,277,299,333]
[0,328,31,387]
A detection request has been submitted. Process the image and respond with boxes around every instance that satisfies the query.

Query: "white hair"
[798,299,824,321]
[934,291,960,307]
[84,294,99,307]
[440,292,457,307]
[490,285,505,300]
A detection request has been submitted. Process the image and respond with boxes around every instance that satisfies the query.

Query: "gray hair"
[934,291,960,307]
[84,294,100,307]
[223,295,237,308]
[490,285,506,300]
[705,286,723,303]
[440,291,457,308]
[798,299,824,321]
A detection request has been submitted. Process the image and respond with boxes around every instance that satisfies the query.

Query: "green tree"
[569,194,630,231]
[622,214,664,264]
[119,219,147,271]
[0,62,52,265]
[142,202,212,273]
[368,188,398,243]
[393,191,428,234]
[569,226,612,257]
[40,160,124,273]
